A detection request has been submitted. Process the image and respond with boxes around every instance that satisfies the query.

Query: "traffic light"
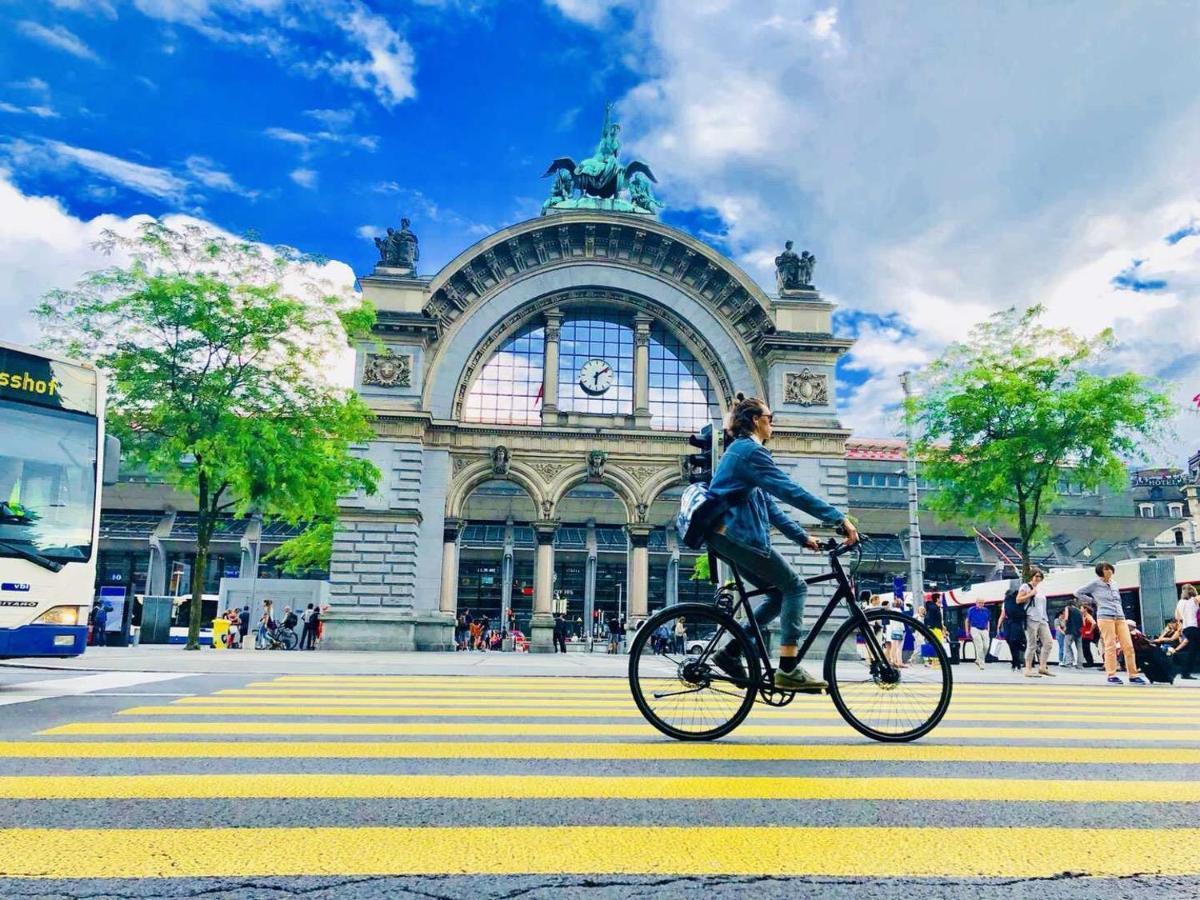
[686,423,714,484]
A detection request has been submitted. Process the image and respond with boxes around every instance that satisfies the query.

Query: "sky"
[1,0,1199,462]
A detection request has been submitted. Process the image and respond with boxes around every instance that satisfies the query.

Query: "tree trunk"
[1017,500,1032,582]
[186,470,209,650]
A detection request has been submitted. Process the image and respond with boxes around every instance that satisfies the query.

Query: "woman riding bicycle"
[706,394,858,693]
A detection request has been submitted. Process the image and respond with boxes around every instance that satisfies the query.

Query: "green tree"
[910,305,1174,579]
[38,221,379,649]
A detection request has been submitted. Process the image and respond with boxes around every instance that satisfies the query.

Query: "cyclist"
[706,394,858,692]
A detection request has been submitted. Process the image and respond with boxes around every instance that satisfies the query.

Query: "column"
[541,310,562,423]
[584,518,598,644]
[632,312,652,421]
[627,523,652,621]
[438,518,461,616]
[665,528,680,607]
[530,521,558,652]
[500,516,515,626]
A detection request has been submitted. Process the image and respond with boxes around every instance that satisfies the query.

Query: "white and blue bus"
[0,341,117,658]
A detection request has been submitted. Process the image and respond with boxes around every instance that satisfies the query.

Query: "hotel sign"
[1130,469,1189,488]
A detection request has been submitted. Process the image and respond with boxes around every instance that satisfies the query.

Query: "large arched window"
[461,322,545,425]
[648,323,716,432]
[557,310,634,416]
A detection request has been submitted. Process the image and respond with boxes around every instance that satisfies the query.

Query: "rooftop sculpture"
[541,104,661,216]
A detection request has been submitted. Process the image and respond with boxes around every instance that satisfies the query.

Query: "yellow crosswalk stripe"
[0,826,1196,878]
[0,772,1192,802]
[70,716,1200,742]
[12,738,1200,764]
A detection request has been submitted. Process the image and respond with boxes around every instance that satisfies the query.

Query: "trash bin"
[211,618,229,650]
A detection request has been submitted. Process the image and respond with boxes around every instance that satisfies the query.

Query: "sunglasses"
[758,412,774,423]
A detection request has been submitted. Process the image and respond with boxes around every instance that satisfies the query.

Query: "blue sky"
[2,1,1199,457]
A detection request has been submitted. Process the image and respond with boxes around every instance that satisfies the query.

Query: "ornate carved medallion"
[362,351,412,388]
[785,368,828,407]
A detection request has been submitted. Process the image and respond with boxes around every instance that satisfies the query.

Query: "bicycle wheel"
[824,608,952,742]
[628,603,761,741]
[279,628,298,651]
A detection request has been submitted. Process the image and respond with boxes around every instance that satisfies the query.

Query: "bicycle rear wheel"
[279,628,298,651]
[824,608,952,742]
[628,603,761,741]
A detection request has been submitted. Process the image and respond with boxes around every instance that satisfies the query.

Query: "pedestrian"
[966,598,990,670]
[1018,569,1054,677]
[258,599,274,647]
[1075,561,1146,685]
[1054,608,1068,667]
[998,584,1026,671]
[673,616,686,654]
[1064,600,1083,669]
[93,602,109,646]
[923,594,943,668]
[552,613,568,653]
[225,608,242,648]
[281,606,299,647]
[299,603,317,650]
[1173,584,1200,679]
[1079,605,1097,667]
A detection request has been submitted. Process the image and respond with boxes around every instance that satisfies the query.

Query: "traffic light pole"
[900,372,925,610]
[713,415,731,587]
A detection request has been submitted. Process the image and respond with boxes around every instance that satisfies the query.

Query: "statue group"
[541,104,663,215]
[774,240,816,291]
[374,218,420,271]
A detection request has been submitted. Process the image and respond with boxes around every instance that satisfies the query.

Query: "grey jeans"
[1025,620,1053,669]
[708,532,808,646]
[1064,634,1083,667]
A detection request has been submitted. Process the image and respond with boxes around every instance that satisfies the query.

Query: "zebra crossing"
[0,673,1198,886]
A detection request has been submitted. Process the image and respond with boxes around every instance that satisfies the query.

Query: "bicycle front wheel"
[824,608,952,742]
[628,603,761,741]
[279,628,298,651]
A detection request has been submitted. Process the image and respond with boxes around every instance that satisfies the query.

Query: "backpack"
[283,612,298,629]
[1002,587,1025,626]
[675,483,746,550]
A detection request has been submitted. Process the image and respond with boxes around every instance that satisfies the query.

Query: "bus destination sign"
[0,346,97,416]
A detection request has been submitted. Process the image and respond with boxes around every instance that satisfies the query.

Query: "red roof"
[845,439,908,461]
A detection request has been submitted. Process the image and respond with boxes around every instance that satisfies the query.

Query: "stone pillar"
[530,521,558,652]
[438,518,460,616]
[584,518,598,645]
[541,311,562,423]
[632,312,652,421]
[665,527,680,608]
[627,523,653,622]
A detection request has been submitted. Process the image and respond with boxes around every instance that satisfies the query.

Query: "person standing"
[1079,605,1097,667]
[1075,561,1146,685]
[1054,609,1068,667]
[93,602,109,647]
[239,605,251,648]
[299,603,317,650]
[673,616,686,655]
[923,595,943,668]
[1174,584,1200,679]
[1018,569,1054,677]
[1064,600,1083,669]
[966,599,990,670]
[552,614,568,654]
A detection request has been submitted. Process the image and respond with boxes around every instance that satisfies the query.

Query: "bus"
[0,341,118,658]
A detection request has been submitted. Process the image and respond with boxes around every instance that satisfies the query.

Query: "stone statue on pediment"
[374,218,419,271]
[775,240,801,291]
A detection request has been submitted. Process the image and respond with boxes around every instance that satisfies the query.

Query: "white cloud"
[132,0,417,108]
[184,155,259,198]
[356,224,381,240]
[13,140,189,200]
[290,167,318,189]
[49,0,118,17]
[10,78,50,93]
[0,103,58,118]
[265,109,379,158]
[545,0,633,26]
[0,171,358,385]
[16,21,100,61]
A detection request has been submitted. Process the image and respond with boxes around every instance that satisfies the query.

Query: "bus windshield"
[0,399,97,564]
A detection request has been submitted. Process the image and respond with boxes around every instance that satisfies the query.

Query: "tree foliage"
[910,305,1174,578]
[37,221,379,648]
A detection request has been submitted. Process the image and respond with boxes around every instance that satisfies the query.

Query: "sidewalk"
[3,646,1197,684]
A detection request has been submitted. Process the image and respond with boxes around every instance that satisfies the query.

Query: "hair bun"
[735,392,746,402]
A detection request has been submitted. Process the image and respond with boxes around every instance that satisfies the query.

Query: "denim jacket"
[707,436,845,554]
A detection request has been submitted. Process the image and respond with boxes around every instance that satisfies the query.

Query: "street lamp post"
[900,372,925,609]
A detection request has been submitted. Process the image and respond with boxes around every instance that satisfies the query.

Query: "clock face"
[578,358,614,395]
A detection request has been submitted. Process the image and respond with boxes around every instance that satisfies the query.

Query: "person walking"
[257,599,274,648]
[1018,569,1054,677]
[673,616,686,655]
[998,585,1026,671]
[552,613,568,653]
[966,598,990,670]
[1174,584,1200,679]
[1054,609,1068,667]
[299,603,317,650]
[923,595,943,669]
[1075,561,1146,685]
[1079,605,1097,667]
[1064,600,1084,669]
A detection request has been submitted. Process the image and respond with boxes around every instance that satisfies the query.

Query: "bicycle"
[255,624,298,651]
[628,534,953,742]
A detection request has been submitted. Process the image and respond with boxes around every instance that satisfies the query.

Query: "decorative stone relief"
[451,455,476,475]
[587,450,608,480]
[623,465,660,486]
[635,501,648,523]
[491,445,511,477]
[532,461,568,482]
[362,351,412,388]
[785,368,829,406]
[541,499,554,519]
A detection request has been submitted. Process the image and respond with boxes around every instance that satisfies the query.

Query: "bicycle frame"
[714,544,896,685]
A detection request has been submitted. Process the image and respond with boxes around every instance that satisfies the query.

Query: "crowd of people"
[218,599,325,650]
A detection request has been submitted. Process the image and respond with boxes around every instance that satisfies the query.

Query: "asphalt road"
[0,661,1198,899]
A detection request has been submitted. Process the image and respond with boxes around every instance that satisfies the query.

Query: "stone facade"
[328,211,854,650]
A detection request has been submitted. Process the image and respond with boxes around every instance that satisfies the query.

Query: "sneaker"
[774,665,827,694]
[710,647,748,683]
[1106,676,1123,685]
[1128,675,1148,685]
[1039,669,1056,677]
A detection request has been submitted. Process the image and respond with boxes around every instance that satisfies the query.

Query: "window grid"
[648,324,716,432]
[462,324,546,425]
[557,311,634,415]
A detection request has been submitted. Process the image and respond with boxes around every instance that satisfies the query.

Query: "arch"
[642,467,687,508]
[547,465,639,524]
[427,268,766,420]
[446,461,546,520]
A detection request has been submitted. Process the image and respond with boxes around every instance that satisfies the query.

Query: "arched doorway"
[554,483,629,644]
[457,479,538,635]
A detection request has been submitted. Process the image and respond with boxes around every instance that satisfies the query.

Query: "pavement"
[0,655,1198,898]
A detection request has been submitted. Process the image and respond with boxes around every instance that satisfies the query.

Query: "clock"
[578,358,614,395]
